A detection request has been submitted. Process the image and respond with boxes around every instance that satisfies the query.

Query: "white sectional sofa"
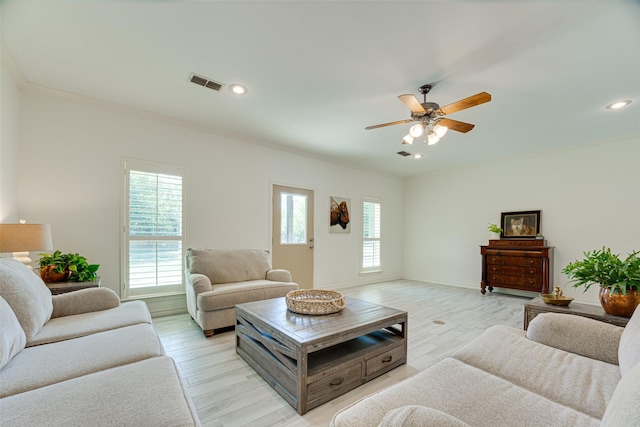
[185,248,298,336]
[0,259,200,427]
[331,307,640,427]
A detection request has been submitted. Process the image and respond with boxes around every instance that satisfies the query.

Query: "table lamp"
[0,221,53,270]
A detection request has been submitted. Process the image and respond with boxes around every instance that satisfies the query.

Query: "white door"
[272,185,314,289]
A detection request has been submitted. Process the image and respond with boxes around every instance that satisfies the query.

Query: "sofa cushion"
[0,323,163,398]
[378,405,471,427]
[601,361,640,427]
[197,280,298,311]
[330,357,599,427]
[452,325,619,420]
[0,297,26,370]
[27,300,152,346]
[618,305,640,376]
[187,248,272,284]
[0,259,53,342]
[0,356,200,427]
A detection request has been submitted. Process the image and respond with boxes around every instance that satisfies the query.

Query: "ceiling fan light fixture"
[434,123,448,138]
[427,130,440,145]
[402,134,414,145]
[409,123,424,138]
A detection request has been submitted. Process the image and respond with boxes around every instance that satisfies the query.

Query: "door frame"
[269,181,315,288]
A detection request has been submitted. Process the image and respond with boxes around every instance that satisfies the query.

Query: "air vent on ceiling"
[397,151,412,157]
[189,73,224,91]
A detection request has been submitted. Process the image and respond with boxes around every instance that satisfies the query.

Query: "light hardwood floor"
[152,280,530,427]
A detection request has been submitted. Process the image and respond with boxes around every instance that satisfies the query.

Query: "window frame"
[361,197,381,273]
[121,158,187,299]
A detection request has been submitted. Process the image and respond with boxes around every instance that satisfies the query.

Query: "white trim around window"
[361,197,381,273]
[121,158,187,299]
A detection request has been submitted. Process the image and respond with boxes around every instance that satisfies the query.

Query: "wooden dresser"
[480,239,553,295]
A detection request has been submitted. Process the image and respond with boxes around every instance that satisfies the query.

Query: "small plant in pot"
[38,250,100,283]
[562,247,640,317]
[487,223,502,239]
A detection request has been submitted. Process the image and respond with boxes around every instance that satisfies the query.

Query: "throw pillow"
[0,259,53,342]
[0,296,27,369]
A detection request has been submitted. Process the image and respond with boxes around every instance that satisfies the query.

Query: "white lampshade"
[409,124,424,138]
[427,130,440,145]
[402,134,414,145]
[434,123,448,138]
[0,223,53,270]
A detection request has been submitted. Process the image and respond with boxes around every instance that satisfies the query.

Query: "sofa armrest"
[266,269,292,282]
[527,313,623,365]
[378,405,471,427]
[51,288,120,318]
[186,273,213,295]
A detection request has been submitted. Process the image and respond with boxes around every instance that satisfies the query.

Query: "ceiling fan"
[365,84,491,146]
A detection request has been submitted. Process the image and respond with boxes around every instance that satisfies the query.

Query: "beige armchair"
[185,248,298,337]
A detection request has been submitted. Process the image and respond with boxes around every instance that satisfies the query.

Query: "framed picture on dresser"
[501,210,540,238]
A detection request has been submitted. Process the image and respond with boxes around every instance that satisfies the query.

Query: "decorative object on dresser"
[480,239,553,295]
[500,210,540,238]
[487,223,502,240]
[562,247,640,317]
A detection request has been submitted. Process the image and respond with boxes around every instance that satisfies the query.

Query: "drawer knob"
[529,270,534,274]
[330,377,344,386]
[382,355,393,363]
[530,260,534,264]
[492,267,497,271]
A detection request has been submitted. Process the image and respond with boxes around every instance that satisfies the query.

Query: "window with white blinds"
[123,160,186,298]
[362,198,381,272]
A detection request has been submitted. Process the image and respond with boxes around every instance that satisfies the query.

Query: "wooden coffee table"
[235,296,407,415]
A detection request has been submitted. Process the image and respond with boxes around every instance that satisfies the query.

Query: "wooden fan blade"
[398,94,426,115]
[365,119,412,130]
[439,92,491,115]
[437,118,475,133]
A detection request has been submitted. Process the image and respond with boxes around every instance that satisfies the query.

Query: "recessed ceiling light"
[605,100,631,110]
[229,84,248,95]
[413,154,423,159]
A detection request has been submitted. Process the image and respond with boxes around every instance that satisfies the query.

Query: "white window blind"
[362,199,381,271]
[123,160,186,298]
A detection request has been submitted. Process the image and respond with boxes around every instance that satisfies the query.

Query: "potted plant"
[38,250,100,283]
[562,247,640,317]
[487,223,502,240]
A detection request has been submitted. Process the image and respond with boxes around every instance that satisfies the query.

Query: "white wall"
[0,58,20,222]
[17,87,404,314]
[403,136,640,305]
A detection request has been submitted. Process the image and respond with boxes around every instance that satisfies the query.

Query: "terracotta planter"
[40,266,71,283]
[599,287,640,318]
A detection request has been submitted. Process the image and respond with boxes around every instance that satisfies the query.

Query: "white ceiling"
[2,1,639,177]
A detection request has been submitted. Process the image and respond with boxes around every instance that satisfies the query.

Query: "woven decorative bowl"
[286,289,346,315]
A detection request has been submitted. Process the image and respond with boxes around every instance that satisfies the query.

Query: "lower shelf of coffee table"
[236,314,406,414]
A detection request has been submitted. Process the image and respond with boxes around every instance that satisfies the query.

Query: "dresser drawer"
[487,265,541,276]
[307,363,362,402]
[486,256,542,267]
[487,274,540,290]
[365,345,405,377]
